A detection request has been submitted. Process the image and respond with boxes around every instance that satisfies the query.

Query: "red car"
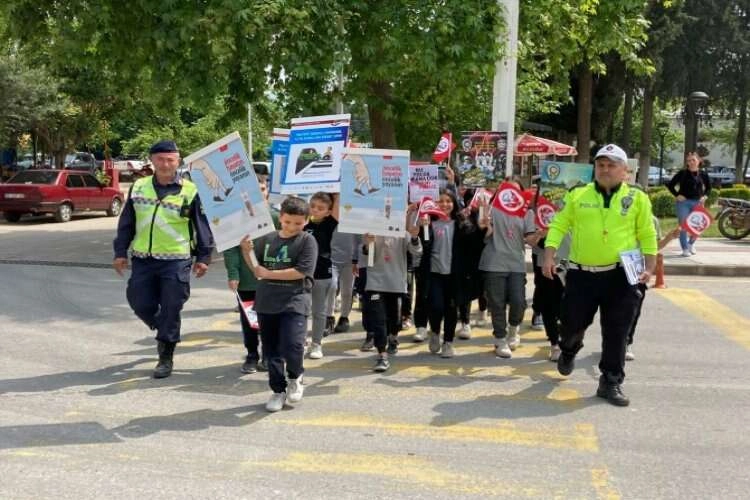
[0,169,123,223]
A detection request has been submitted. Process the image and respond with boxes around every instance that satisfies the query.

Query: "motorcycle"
[716,197,750,240]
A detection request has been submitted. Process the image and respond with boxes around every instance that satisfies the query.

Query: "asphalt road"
[1,216,749,499]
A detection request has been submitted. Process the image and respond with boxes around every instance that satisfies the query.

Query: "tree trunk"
[367,80,397,149]
[735,93,747,183]
[621,85,634,155]
[577,66,593,163]
[637,85,655,188]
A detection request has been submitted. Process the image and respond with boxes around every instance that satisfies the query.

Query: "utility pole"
[490,0,519,178]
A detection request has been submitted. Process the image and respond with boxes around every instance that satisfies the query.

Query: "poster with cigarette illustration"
[338,148,410,238]
[184,132,275,252]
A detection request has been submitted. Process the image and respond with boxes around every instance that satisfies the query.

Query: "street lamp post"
[684,91,709,154]
[657,125,667,185]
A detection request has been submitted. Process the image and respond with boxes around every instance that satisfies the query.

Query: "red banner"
[469,188,494,211]
[681,204,713,238]
[534,196,557,229]
[491,182,527,218]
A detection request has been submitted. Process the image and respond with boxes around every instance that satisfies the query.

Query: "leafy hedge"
[718,186,750,201]
[650,191,676,217]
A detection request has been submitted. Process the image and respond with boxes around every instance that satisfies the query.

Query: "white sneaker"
[549,345,561,362]
[457,323,472,340]
[428,331,441,354]
[681,249,691,257]
[440,342,455,358]
[689,244,696,255]
[266,392,286,412]
[287,376,304,403]
[507,325,521,351]
[413,327,426,343]
[625,346,635,361]
[474,310,487,327]
[308,343,323,359]
[494,338,512,358]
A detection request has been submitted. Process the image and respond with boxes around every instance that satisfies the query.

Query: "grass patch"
[658,216,722,238]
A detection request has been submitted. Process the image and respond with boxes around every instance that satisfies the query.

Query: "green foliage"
[647,185,668,194]
[94,169,111,186]
[718,186,750,201]
[707,188,719,208]
[649,190,676,217]
[542,187,568,207]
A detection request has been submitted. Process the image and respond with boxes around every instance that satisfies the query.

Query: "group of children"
[225,167,676,412]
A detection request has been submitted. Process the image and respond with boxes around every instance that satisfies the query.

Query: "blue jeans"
[675,199,699,250]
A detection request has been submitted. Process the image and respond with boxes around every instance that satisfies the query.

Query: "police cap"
[149,140,179,155]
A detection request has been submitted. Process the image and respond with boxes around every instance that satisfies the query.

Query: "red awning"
[514,133,577,157]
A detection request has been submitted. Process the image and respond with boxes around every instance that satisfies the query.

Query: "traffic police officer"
[113,140,214,378]
[542,144,657,406]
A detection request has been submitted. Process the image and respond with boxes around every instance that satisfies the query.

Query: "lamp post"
[655,120,669,185]
[684,91,709,154]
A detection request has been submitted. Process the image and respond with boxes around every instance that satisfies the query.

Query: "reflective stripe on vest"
[131,176,198,260]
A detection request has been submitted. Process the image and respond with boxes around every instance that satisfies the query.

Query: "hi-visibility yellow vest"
[546,182,658,265]
[130,176,198,260]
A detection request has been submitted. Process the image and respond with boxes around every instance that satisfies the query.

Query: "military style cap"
[149,140,179,154]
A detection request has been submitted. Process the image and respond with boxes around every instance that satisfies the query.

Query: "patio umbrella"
[514,133,577,157]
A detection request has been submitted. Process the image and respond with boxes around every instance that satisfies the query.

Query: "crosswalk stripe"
[273,413,599,452]
[250,450,552,497]
[656,288,750,351]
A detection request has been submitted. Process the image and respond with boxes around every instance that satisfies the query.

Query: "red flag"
[417,196,449,220]
[534,196,557,229]
[432,132,455,163]
[491,182,527,218]
[681,204,713,238]
[469,188,494,211]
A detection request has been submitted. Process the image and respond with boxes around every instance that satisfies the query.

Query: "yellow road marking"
[251,451,547,497]
[656,288,750,351]
[591,467,621,500]
[274,413,598,452]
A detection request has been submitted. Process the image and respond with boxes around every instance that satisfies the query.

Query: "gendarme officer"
[113,140,214,378]
[542,144,657,406]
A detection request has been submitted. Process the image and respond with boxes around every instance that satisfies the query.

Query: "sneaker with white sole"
[494,338,512,358]
[625,345,635,361]
[474,310,487,327]
[681,249,691,257]
[413,327,427,342]
[428,331,441,354]
[360,337,375,352]
[308,343,323,359]
[549,345,561,362]
[689,243,696,255]
[287,376,304,403]
[266,392,286,412]
[440,342,455,358]
[531,312,545,331]
[457,323,472,340]
[507,325,521,351]
[374,354,390,372]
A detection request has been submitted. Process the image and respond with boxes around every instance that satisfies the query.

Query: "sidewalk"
[525,238,750,277]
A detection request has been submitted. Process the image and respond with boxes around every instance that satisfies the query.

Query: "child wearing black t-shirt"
[240,197,318,412]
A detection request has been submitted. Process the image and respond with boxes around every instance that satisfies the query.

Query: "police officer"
[542,144,657,407]
[113,140,214,378]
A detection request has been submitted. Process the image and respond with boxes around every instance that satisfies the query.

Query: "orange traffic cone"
[654,253,666,288]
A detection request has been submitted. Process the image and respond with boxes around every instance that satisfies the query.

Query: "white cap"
[594,144,628,163]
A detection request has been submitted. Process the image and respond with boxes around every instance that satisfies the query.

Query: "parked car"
[63,152,98,174]
[705,165,736,187]
[0,169,123,223]
[647,166,669,186]
[113,154,147,181]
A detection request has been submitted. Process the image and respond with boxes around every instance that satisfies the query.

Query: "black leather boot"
[154,340,175,379]
[596,377,630,407]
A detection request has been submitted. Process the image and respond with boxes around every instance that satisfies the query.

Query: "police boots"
[154,340,176,379]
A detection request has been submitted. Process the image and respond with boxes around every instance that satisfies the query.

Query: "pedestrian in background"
[666,152,711,257]
[113,140,214,379]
